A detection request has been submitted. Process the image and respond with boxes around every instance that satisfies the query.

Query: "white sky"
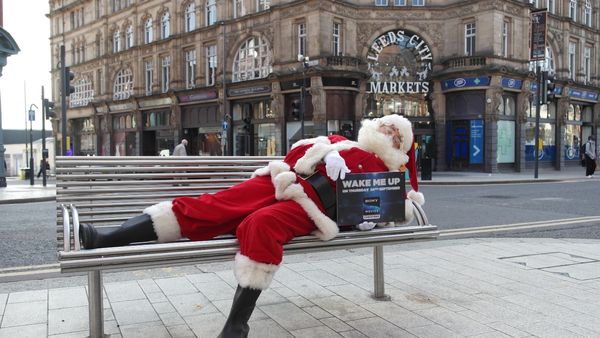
[1,0,51,131]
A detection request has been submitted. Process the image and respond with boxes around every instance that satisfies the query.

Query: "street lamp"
[297,54,309,139]
[28,104,38,186]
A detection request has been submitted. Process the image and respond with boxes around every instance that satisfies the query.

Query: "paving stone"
[259,302,321,331]
[414,306,491,336]
[137,279,161,294]
[285,262,317,272]
[247,318,293,338]
[185,272,221,284]
[303,305,332,319]
[48,306,88,335]
[513,320,587,338]
[48,330,89,338]
[320,316,353,332]
[284,278,335,299]
[158,311,186,326]
[193,280,235,301]
[347,316,415,337]
[152,301,176,314]
[1,300,47,327]
[286,295,313,308]
[104,281,146,302]
[502,252,594,269]
[291,325,344,337]
[544,261,600,280]
[326,284,381,305]
[49,287,88,310]
[145,292,168,303]
[0,323,47,338]
[7,289,47,303]
[168,292,217,316]
[362,301,433,328]
[166,324,196,337]
[300,269,347,286]
[185,312,225,337]
[0,294,6,316]
[154,277,198,296]
[119,321,170,338]
[111,299,160,325]
[339,330,368,338]
[406,323,464,338]
[310,296,374,322]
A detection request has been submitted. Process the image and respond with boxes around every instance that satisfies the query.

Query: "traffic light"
[541,71,556,104]
[64,67,75,96]
[242,117,251,132]
[291,99,301,119]
[44,99,56,119]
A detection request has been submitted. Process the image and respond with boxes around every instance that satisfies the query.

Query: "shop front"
[564,87,598,167]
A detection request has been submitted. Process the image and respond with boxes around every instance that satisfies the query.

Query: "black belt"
[301,172,337,221]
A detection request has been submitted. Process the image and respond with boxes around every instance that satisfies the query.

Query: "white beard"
[357,119,409,171]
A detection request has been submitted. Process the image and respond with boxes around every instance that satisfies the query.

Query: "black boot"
[217,285,262,338]
[79,214,157,249]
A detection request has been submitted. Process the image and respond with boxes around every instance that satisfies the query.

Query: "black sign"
[530,10,547,61]
[336,171,406,226]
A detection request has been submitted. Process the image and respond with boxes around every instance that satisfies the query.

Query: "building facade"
[48,0,599,172]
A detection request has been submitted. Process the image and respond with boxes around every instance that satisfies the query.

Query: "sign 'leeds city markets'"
[366,30,433,95]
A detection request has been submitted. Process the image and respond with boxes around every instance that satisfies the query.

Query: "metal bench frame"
[56,156,438,338]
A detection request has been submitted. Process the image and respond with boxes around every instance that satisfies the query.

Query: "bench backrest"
[55,156,281,250]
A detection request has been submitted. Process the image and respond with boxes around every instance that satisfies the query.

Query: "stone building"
[47,0,599,172]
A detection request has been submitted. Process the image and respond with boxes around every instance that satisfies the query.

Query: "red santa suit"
[143,114,424,290]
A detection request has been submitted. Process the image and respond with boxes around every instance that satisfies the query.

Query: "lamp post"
[28,104,37,186]
[0,27,20,188]
[297,54,309,139]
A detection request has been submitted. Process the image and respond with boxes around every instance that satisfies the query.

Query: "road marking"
[440,216,600,237]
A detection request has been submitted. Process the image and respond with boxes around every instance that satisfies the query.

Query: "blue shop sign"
[529,82,562,95]
[470,120,484,164]
[443,76,490,90]
[568,88,598,101]
[501,78,522,90]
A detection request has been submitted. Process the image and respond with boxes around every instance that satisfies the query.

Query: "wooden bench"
[56,155,439,338]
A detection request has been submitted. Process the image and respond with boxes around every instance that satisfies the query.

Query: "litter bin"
[20,168,31,180]
[421,158,432,181]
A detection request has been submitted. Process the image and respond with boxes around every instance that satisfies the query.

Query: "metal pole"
[300,72,305,140]
[88,270,105,338]
[534,65,541,179]
[29,118,33,186]
[0,92,6,188]
[24,81,28,177]
[372,245,390,300]
[41,86,46,187]
[60,45,67,156]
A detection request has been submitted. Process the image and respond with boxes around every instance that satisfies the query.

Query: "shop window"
[567,104,582,122]
[70,78,94,107]
[564,124,582,161]
[496,120,515,163]
[232,36,272,82]
[255,123,278,156]
[498,95,515,116]
[113,68,133,100]
[327,120,354,139]
[582,106,592,123]
[525,122,555,161]
[144,111,170,128]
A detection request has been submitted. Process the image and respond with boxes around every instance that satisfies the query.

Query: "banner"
[530,10,547,61]
[336,171,406,226]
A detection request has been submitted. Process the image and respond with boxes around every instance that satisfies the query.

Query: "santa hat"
[377,115,424,206]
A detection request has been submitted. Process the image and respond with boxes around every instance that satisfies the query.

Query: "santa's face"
[377,124,402,149]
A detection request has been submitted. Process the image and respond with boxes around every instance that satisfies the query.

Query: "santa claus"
[79,114,424,338]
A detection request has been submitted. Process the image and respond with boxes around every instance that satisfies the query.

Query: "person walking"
[172,139,188,156]
[36,159,50,178]
[584,135,596,178]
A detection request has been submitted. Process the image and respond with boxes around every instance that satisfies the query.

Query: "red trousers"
[172,175,316,265]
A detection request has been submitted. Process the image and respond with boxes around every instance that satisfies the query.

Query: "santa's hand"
[324,151,351,180]
[356,221,376,231]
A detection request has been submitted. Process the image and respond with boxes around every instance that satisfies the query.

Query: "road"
[0,180,599,269]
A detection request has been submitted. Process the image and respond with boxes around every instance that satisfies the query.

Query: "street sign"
[28,109,35,121]
[470,119,483,164]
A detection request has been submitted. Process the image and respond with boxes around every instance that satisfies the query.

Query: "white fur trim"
[251,166,270,178]
[273,172,297,200]
[143,201,182,243]
[234,252,279,290]
[294,143,333,175]
[407,190,425,206]
[291,136,331,149]
[251,161,290,178]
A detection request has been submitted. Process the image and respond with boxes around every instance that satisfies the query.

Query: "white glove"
[324,151,351,180]
[356,221,376,231]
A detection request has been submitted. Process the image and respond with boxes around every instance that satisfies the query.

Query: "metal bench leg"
[372,245,391,301]
[88,270,106,338]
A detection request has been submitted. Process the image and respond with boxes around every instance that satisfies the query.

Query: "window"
[375,0,388,5]
[161,56,171,93]
[394,0,406,5]
[125,25,133,49]
[144,18,153,44]
[464,22,476,56]
[412,0,424,5]
[257,0,270,11]
[206,44,217,86]
[185,3,196,32]
[70,78,94,107]
[547,0,555,14]
[95,0,100,18]
[206,0,217,26]
[584,46,591,84]
[569,0,577,21]
[161,12,170,39]
[185,49,196,89]
[232,36,272,82]
[297,22,306,58]
[113,30,121,53]
[584,0,592,27]
[233,0,245,18]
[145,60,153,95]
[568,42,576,80]
[113,69,133,100]
[332,22,342,56]
[501,19,510,57]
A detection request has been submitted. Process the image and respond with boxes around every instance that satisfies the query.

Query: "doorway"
[449,120,469,170]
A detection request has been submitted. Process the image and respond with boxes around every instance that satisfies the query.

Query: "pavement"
[1,167,599,337]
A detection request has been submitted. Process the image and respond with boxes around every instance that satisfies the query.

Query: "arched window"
[70,78,95,107]
[232,36,272,82]
[125,24,134,49]
[113,30,121,53]
[185,3,196,32]
[144,18,153,44]
[113,68,133,100]
[161,12,170,39]
[529,46,555,75]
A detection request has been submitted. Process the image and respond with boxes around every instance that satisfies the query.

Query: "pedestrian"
[36,159,50,178]
[584,135,596,178]
[172,139,188,156]
[79,114,424,338]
